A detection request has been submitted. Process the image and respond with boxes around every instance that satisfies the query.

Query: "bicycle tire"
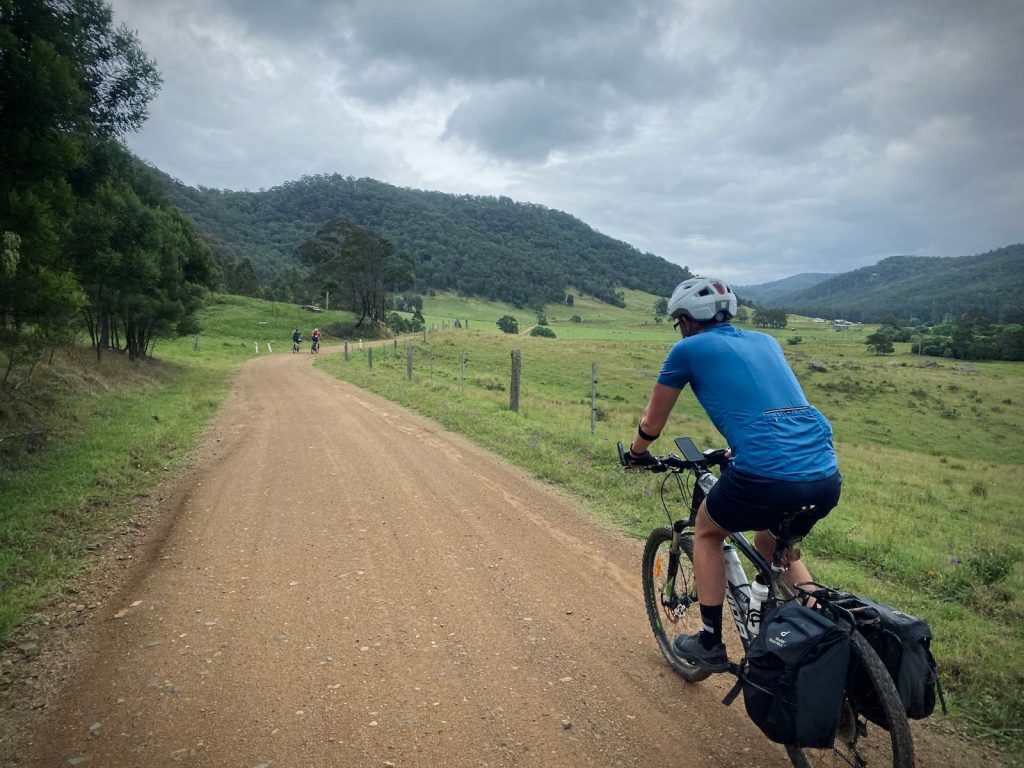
[786,629,914,768]
[641,526,711,683]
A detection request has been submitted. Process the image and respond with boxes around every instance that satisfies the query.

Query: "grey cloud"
[442,81,635,161]
[109,0,1024,282]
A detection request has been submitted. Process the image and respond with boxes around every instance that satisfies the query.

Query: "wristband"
[637,423,660,442]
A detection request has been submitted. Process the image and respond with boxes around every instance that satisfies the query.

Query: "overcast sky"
[108,0,1024,284]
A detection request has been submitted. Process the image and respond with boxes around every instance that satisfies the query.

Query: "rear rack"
[794,583,883,628]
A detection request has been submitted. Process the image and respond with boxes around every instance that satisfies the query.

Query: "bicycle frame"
[659,459,802,651]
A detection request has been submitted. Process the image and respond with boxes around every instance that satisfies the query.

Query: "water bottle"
[747,574,770,636]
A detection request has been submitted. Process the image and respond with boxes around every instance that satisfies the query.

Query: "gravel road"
[2,348,1004,767]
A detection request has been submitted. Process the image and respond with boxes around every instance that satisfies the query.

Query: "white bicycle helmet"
[667,276,737,322]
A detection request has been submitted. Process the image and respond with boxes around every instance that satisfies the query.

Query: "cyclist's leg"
[693,502,729,606]
[755,471,841,593]
[754,530,813,588]
[672,501,731,668]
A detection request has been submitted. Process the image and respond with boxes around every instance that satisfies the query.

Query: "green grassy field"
[3,291,1022,757]
[322,299,1024,753]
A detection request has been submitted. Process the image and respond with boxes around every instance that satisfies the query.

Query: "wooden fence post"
[368,347,373,368]
[406,345,413,380]
[591,362,598,434]
[460,351,466,393]
[344,341,349,360]
[510,349,521,412]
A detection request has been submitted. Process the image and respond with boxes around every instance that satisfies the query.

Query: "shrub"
[529,326,556,338]
[787,336,803,345]
[964,546,1020,586]
[496,315,519,334]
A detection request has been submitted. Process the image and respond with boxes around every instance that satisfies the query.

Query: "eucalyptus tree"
[297,219,414,328]
[0,0,161,344]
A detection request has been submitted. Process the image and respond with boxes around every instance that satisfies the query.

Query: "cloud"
[109,0,1024,282]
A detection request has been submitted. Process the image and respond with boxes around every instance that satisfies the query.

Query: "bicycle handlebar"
[617,438,728,473]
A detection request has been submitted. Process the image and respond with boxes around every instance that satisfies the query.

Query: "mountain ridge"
[157,171,691,308]
[766,246,1024,323]
[734,272,834,305]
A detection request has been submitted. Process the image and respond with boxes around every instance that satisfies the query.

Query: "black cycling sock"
[699,603,723,648]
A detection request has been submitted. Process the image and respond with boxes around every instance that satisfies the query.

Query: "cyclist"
[310,327,321,354]
[292,328,302,352]
[624,276,841,673]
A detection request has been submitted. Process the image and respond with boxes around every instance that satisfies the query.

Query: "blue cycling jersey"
[657,324,838,481]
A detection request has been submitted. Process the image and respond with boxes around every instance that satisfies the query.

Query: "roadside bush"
[529,326,556,338]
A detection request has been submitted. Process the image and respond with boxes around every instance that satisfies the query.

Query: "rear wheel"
[786,630,914,768]
[641,526,710,682]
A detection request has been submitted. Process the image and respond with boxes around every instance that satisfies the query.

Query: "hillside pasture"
[321,310,1024,753]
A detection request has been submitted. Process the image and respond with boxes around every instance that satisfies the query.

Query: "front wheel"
[786,630,914,768]
[641,526,711,682]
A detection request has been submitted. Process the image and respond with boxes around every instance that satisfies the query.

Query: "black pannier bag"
[738,601,851,748]
[846,595,944,725]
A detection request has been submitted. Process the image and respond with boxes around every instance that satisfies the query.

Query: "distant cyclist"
[292,328,302,353]
[310,328,321,354]
[623,276,841,673]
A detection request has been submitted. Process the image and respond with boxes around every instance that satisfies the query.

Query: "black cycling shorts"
[705,464,842,537]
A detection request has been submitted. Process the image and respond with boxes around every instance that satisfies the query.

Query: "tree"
[653,297,668,317]
[0,0,165,354]
[496,315,519,334]
[296,219,414,328]
[753,307,788,328]
[68,146,215,360]
[565,294,574,306]
[865,330,894,355]
[998,324,1024,361]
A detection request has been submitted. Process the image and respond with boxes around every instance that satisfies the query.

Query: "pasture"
[323,303,1024,751]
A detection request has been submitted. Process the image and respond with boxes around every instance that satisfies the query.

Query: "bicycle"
[622,436,914,767]
[310,337,320,354]
[292,338,302,353]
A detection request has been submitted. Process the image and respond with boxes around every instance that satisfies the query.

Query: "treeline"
[752,307,788,328]
[867,311,1024,361]
[158,173,692,309]
[774,246,1024,324]
[0,0,215,375]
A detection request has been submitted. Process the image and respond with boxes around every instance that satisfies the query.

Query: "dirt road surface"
[2,349,1006,767]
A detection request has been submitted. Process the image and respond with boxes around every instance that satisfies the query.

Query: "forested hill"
[159,172,691,307]
[734,272,833,305]
[771,245,1024,323]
